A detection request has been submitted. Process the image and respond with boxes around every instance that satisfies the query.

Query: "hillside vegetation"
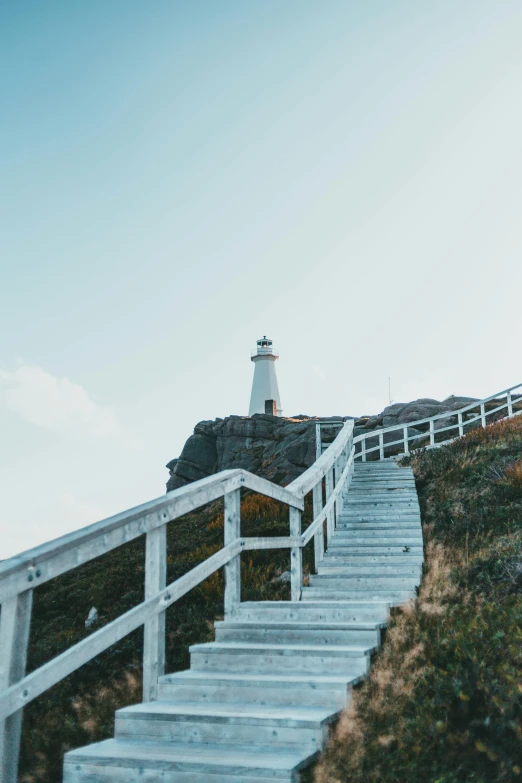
[317,416,522,783]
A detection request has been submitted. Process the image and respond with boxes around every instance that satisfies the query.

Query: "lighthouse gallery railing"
[1,381,521,781]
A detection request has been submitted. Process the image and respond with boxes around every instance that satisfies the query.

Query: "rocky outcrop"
[166,415,349,491]
[166,395,478,491]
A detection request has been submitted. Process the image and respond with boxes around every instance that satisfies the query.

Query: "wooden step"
[157,670,360,709]
[64,738,313,781]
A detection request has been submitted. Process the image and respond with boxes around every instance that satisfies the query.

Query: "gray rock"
[166,416,324,491]
[397,403,442,424]
[165,395,478,491]
[434,415,458,432]
[85,607,98,629]
[272,571,291,583]
[382,403,409,428]
[363,415,383,429]
[441,395,478,411]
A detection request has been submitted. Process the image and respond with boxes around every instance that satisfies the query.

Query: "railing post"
[334,457,340,523]
[315,422,321,460]
[507,391,513,418]
[361,439,366,462]
[379,431,384,460]
[143,525,167,701]
[481,403,486,428]
[289,507,302,601]
[458,412,463,437]
[326,467,335,540]
[0,590,33,783]
[312,480,324,568]
[224,488,241,617]
[403,426,409,455]
[429,419,435,446]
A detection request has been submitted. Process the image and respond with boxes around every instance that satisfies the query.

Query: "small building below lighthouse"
[248,336,282,416]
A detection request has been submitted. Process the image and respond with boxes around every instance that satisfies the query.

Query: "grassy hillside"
[19,493,314,783]
[316,416,522,783]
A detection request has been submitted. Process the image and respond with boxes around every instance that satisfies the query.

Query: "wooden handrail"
[353,382,522,460]
[0,470,303,604]
[289,420,354,496]
[0,540,243,724]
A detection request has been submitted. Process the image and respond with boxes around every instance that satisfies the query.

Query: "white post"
[379,431,384,460]
[334,457,340,523]
[143,525,167,701]
[430,419,435,446]
[0,590,33,783]
[403,426,409,455]
[315,422,321,460]
[312,481,324,568]
[481,403,486,428]
[224,489,241,616]
[458,412,463,437]
[361,438,367,462]
[507,391,513,418]
[289,507,302,601]
[326,467,335,541]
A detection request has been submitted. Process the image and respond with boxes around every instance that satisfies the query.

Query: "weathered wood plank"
[312,481,324,568]
[301,448,354,547]
[240,473,303,510]
[0,590,32,783]
[143,526,167,701]
[240,536,299,551]
[289,508,302,601]
[315,423,321,461]
[325,468,335,542]
[224,490,241,617]
[289,421,354,497]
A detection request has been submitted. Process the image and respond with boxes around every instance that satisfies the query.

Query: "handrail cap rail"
[353,382,522,444]
[288,420,354,497]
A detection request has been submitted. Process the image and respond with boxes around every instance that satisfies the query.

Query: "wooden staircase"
[63,459,422,782]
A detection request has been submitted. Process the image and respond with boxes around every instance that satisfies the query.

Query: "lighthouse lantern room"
[248,336,282,416]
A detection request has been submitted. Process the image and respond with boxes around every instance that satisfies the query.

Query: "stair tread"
[236,600,389,608]
[191,641,372,655]
[118,700,338,725]
[215,620,385,630]
[160,670,362,686]
[65,738,312,769]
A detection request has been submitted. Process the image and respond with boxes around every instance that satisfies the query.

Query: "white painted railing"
[352,382,522,462]
[0,420,354,782]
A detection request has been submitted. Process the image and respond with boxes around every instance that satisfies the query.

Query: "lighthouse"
[248,336,282,416]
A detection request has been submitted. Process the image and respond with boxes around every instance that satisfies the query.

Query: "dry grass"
[316,415,522,783]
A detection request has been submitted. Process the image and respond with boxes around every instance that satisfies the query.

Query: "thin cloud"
[0,364,122,440]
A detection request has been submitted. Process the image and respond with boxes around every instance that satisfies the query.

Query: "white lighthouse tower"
[248,336,282,416]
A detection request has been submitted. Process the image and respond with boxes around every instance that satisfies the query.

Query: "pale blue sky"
[1,1,521,558]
